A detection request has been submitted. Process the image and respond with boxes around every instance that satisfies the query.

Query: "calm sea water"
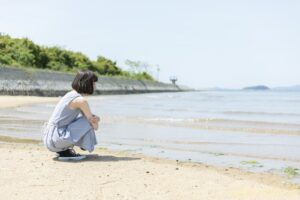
[1,90,300,183]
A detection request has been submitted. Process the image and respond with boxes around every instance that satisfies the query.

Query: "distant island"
[243,85,270,90]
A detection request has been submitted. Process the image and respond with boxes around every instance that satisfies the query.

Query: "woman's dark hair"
[72,70,98,94]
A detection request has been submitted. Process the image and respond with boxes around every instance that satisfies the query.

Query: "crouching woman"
[43,70,100,161]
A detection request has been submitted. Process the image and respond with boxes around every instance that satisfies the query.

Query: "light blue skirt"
[43,117,97,152]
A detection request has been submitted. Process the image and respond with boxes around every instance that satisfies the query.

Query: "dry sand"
[0,96,299,199]
[0,96,59,108]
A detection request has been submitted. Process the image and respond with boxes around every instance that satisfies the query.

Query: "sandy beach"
[0,96,300,199]
[0,96,58,108]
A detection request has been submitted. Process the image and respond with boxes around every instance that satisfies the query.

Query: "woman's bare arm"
[69,97,99,130]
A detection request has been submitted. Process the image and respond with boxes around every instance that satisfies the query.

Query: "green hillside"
[0,34,153,80]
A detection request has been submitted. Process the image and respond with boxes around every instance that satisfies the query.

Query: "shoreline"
[0,141,299,199]
[1,134,300,189]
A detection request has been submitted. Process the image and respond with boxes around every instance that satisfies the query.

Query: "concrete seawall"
[0,66,186,96]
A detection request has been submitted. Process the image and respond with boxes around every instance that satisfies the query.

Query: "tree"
[93,56,122,75]
[125,59,141,73]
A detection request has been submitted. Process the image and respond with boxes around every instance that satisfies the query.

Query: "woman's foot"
[57,149,86,161]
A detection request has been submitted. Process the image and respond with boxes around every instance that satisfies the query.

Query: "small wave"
[146,117,300,126]
[144,117,300,135]
[145,95,161,99]
[224,111,300,117]
[45,104,56,108]
[146,118,188,122]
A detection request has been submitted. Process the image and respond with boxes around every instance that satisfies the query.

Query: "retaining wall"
[0,66,184,96]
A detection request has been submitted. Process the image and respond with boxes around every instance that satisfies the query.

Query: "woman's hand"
[92,114,100,122]
[89,115,100,130]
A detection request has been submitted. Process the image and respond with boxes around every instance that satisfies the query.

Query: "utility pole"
[156,65,160,81]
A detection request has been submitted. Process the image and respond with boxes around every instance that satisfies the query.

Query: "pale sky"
[1,0,300,89]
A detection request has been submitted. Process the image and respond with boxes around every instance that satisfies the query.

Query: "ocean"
[0,90,300,183]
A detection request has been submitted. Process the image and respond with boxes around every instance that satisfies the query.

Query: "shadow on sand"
[52,154,141,163]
